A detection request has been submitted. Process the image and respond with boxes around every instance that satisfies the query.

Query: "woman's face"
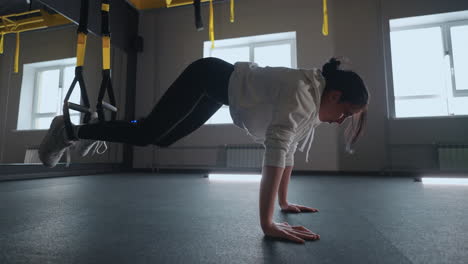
[319,90,365,124]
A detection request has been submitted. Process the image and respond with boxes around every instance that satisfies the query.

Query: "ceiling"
[0,0,213,17]
[0,0,47,16]
[128,0,219,10]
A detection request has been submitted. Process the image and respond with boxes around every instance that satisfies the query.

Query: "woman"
[39,57,369,243]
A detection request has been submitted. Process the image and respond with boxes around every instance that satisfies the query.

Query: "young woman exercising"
[39,57,369,243]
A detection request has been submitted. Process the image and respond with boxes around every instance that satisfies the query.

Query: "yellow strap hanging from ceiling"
[102,3,111,70]
[76,32,87,67]
[209,0,214,48]
[0,33,4,54]
[101,3,110,12]
[102,36,111,70]
[14,32,20,73]
[322,0,329,36]
[230,0,234,23]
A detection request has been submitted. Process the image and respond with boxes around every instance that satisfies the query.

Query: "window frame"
[30,64,80,129]
[388,18,468,119]
[445,20,468,97]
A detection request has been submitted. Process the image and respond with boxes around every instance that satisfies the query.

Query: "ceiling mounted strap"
[64,0,92,140]
[77,0,89,34]
[76,0,89,67]
[322,0,329,36]
[0,33,4,54]
[209,0,214,48]
[76,32,87,67]
[101,0,111,70]
[102,3,110,12]
[194,0,203,31]
[14,32,20,73]
[230,0,234,23]
[97,0,117,122]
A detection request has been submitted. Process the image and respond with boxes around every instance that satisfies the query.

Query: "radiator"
[24,148,41,164]
[438,144,468,170]
[226,144,264,169]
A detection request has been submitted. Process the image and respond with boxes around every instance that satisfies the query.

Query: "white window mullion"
[290,39,297,69]
[441,25,452,115]
[448,22,468,97]
[443,24,455,99]
[249,43,254,63]
[31,70,40,129]
[58,66,63,116]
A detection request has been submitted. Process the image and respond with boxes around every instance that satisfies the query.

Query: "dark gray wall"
[332,0,389,172]
[331,0,468,172]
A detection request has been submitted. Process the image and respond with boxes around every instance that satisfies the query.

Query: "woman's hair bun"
[322,57,341,78]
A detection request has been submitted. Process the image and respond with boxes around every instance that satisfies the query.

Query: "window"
[17,58,81,130]
[389,10,468,118]
[203,32,297,124]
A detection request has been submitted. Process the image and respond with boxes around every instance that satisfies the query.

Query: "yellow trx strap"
[0,33,4,54]
[14,32,20,73]
[322,0,329,36]
[102,36,110,70]
[101,3,110,12]
[209,0,214,48]
[102,3,111,70]
[76,32,87,67]
[230,0,235,23]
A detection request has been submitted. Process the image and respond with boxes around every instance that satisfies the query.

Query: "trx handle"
[68,102,92,113]
[194,0,203,31]
[102,101,118,112]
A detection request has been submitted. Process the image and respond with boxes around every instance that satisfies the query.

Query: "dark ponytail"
[321,57,370,154]
[322,57,342,79]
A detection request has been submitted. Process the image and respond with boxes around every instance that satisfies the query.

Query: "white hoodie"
[228,62,326,168]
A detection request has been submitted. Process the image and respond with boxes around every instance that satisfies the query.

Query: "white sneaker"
[39,116,76,168]
[73,115,108,157]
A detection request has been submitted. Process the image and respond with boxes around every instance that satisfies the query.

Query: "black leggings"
[76,57,234,147]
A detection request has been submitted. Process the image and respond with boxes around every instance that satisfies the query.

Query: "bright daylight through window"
[17,58,81,130]
[389,10,468,118]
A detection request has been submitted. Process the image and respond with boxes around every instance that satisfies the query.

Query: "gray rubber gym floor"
[1,173,467,264]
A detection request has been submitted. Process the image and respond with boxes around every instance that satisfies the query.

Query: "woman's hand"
[262,222,320,243]
[280,203,319,213]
